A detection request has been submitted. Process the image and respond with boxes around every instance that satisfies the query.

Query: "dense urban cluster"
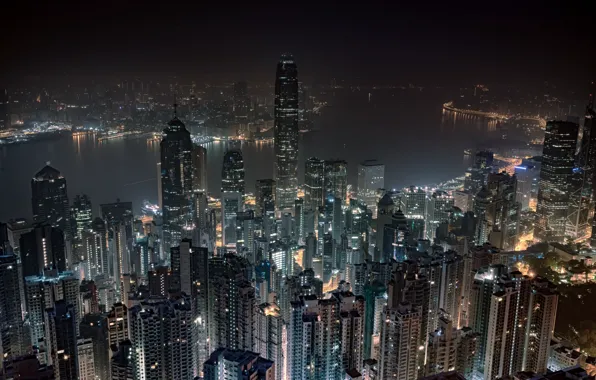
[0,54,596,380]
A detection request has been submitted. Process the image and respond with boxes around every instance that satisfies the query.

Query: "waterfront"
[0,89,498,220]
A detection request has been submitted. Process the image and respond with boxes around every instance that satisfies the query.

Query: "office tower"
[474,172,521,250]
[82,218,108,279]
[255,303,284,380]
[109,222,129,290]
[77,338,95,380]
[382,209,410,262]
[400,185,427,221]
[379,302,421,380]
[464,150,494,195]
[107,303,129,351]
[303,232,316,270]
[20,224,66,277]
[70,194,92,242]
[130,297,194,380]
[514,158,541,211]
[47,300,78,380]
[160,112,194,252]
[483,272,531,379]
[274,54,299,211]
[536,120,579,242]
[80,314,109,380]
[221,191,243,249]
[192,144,208,193]
[111,340,133,380]
[288,297,341,380]
[222,149,245,194]
[31,163,71,239]
[523,278,559,374]
[255,179,276,217]
[157,162,163,210]
[425,314,478,377]
[203,348,275,380]
[304,157,325,213]
[0,254,25,358]
[233,81,250,122]
[358,160,385,218]
[426,191,454,240]
[325,159,348,203]
[208,254,255,351]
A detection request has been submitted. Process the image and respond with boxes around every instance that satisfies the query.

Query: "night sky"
[2,1,595,86]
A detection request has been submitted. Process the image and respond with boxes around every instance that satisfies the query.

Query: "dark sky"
[2,0,595,86]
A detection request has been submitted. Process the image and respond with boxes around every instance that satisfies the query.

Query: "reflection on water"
[0,91,500,221]
[441,109,498,133]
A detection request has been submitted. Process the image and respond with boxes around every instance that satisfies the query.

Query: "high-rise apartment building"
[20,224,67,277]
[358,160,385,218]
[31,164,71,239]
[160,113,194,252]
[0,254,26,358]
[192,144,208,193]
[203,348,275,380]
[379,302,421,380]
[255,303,284,380]
[46,300,78,380]
[208,254,255,352]
[274,54,299,211]
[77,338,95,380]
[129,297,195,379]
[536,120,579,242]
[426,191,454,240]
[107,303,129,351]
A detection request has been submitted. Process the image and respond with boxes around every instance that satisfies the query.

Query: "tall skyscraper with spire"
[274,54,299,211]
[160,104,194,253]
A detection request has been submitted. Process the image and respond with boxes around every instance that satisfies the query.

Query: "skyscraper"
[130,297,195,379]
[324,159,348,203]
[358,160,385,218]
[203,348,275,380]
[0,254,26,358]
[255,179,276,217]
[47,300,79,380]
[208,254,255,352]
[304,157,325,213]
[192,144,208,193]
[160,110,194,252]
[71,194,93,242]
[222,149,245,194]
[20,224,66,277]
[274,54,299,211]
[536,120,579,242]
[255,303,284,380]
[31,163,71,238]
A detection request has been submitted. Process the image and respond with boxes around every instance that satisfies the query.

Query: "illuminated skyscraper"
[160,110,194,252]
[358,160,385,218]
[274,54,299,211]
[47,300,79,380]
[31,163,71,239]
[255,303,284,380]
[536,120,579,242]
[192,145,208,193]
[222,149,245,194]
[0,254,26,358]
[20,224,66,277]
[255,179,276,217]
[71,194,92,242]
[304,157,325,213]
[130,297,195,379]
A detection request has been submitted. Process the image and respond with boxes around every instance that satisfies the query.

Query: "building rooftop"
[33,164,62,181]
